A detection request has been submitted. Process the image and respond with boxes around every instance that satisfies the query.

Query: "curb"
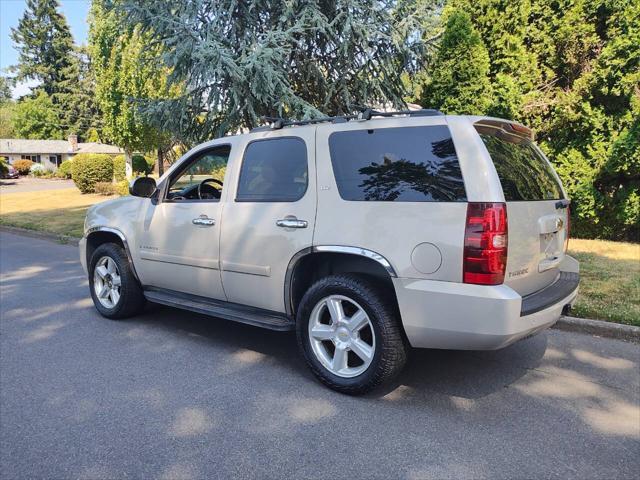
[0,225,80,246]
[554,315,640,343]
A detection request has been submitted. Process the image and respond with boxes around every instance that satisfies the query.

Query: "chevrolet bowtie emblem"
[556,218,564,230]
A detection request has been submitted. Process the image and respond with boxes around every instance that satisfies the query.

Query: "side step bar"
[143,288,295,331]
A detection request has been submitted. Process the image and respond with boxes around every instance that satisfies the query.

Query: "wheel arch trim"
[85,226,140,282]
[284,245,397,317]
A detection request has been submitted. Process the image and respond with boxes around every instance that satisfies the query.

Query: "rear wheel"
[296,274,407,394]
[89,243,145,319]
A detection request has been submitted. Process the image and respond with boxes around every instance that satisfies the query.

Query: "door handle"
[192,215,215,227]
[276,217,308,229]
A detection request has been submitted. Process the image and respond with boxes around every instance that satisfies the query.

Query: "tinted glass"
[328,126,466,202]
[477,126,564,201]
[237,138,308,202]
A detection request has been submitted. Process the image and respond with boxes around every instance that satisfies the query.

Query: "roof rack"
[251,108,444,131]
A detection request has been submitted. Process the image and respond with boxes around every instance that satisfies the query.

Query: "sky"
[0,0,91,97]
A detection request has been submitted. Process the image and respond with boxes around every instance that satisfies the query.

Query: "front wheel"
[296,274,407,395]
[89,243,145,319]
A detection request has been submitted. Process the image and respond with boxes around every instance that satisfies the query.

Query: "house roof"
[0,139,123,155]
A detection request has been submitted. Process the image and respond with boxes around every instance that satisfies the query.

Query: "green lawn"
[568,239,639,326]
[1,187,638,326]
[0,187,113,239]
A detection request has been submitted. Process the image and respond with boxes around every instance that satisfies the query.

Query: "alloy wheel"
[308,295,376,378]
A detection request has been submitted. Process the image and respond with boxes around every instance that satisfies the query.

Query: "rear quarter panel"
[314,116,499,282]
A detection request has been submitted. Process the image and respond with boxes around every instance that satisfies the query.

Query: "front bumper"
[79,236,88,275]
[393,256,579,350]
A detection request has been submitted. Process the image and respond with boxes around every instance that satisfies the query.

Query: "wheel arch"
[285,246,399,318]
[85,227,140,282]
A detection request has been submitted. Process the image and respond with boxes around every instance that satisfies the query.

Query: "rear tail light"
[463,202,508,285]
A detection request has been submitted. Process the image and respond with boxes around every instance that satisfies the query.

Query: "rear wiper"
[555,199,570,209]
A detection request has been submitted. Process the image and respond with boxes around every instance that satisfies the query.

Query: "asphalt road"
[0,177,75,193]
[1,231,638,479]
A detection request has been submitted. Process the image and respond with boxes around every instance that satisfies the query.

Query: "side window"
[328,126,467,202]
[166,146,230,201]
[236,137,308,202]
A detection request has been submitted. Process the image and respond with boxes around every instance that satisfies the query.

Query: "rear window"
[236,137,308,202]
[328,126,466,202]
[476,126,564,201]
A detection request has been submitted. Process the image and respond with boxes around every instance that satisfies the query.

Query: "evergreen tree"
[111,0,414,141]
[53,47,101,141]
[10,0,74,97]
[419,10,493,114]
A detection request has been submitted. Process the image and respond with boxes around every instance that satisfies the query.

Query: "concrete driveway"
[0,177,75,193]
[1,231,638,479]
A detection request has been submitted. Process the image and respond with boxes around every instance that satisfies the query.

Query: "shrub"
[115,179,130,196]
[13,159,33,175]
[57,160,73,179]
[94,181,116,196]
[0,159,8,177]
[132,154,154,175]
[29,163,46,176]
[71,153,114,193]
[113,154,126,181]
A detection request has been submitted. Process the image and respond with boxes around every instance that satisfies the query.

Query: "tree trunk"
[156,148,164,177]
[124,150,133,179]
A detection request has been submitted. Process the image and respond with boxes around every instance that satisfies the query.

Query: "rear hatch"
[475,120,569,296]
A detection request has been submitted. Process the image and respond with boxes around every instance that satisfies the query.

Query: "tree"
[110,0,415,142]
[0,76,12,103]
[419,10,493,114]
[439,0,640,241]
[10,0,74,97]
[12,91,63,139]
[89,1,174,175]
[53,46,102,141]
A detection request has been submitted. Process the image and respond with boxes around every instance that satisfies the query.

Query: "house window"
[49,155,62,167]
[21,154,41,163]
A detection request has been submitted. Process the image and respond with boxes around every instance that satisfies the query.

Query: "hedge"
[71,153,114,193]
[113,154,154,180]
[57,160,73,179]
[0,159,8,176]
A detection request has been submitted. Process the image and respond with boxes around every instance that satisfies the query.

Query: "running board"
[143,288,295,331]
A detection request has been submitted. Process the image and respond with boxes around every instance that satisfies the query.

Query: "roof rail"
[251,107,444,131]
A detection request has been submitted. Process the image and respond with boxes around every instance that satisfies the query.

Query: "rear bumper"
[393,256,579,350]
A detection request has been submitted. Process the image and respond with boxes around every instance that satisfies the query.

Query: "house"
[0,135,123,170]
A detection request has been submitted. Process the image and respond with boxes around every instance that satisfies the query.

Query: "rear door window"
[236,137,308,202]
[328,126,466,202]
[476,126,564,201]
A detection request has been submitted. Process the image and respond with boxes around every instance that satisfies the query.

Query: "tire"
[89,242,145,319]
[296,274,408,395]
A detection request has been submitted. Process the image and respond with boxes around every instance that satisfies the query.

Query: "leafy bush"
[29,163,46,176]
[71,153,114,193]
[114,179,130,196]
[0,159,8,177]
[113,154,126,181]
[13,159,33,175]
[94,181,116,195]
[56,160,73,179]
[132,154,154,175]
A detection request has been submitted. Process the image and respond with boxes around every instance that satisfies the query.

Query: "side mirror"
[129,176,157,198]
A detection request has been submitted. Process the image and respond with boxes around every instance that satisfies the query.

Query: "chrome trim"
[313,245,397,277]
[283,245,397,317]
[84,226,140,282]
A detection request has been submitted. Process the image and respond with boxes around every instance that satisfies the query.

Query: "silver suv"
[80,110,579,394]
